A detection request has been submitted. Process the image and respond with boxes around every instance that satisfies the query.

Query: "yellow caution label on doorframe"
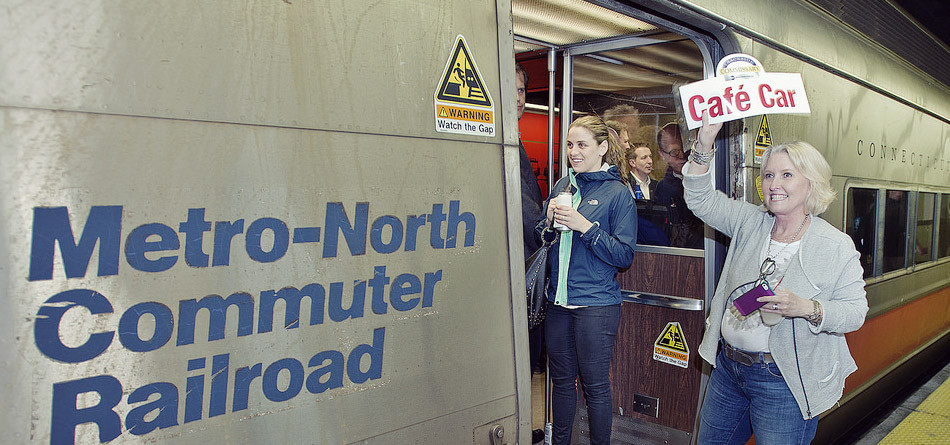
[435,36,492,107]
[754,115,773,162]
[434,35,495,137]
[653,322,689,368]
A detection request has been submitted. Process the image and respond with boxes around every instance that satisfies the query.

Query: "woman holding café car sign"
[684,111,868,444]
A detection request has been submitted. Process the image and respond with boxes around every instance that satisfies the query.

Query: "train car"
[1,1,534,444]
[2,1,948,444]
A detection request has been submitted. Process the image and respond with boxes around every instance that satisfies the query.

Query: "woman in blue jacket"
[537,115,638,445]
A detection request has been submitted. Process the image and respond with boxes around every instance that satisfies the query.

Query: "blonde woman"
[685,114,868,444]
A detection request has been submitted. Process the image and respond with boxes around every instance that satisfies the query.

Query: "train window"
[566,31,703,249]
[882,189,909,273]
[914,192,936,264]
[939,194,950,259]
[846,188,877,277]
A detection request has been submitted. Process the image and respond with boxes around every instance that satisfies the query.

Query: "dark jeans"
[529,323,545,372]
[698,347,819,444]
[544,302,621,445]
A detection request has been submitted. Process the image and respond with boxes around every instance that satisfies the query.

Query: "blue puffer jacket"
[535,165,638,306]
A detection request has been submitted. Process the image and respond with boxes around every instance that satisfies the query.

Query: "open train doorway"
[513,1,727,443]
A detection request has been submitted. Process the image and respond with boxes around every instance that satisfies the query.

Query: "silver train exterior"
[2,1,532,444]
[2,0,949,444]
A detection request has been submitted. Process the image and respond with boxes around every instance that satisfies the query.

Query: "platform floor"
[531,371,546,432]
[531,357,950,444]
[852,359,950,444]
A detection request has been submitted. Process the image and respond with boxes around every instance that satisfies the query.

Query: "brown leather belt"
[722,341,774,366]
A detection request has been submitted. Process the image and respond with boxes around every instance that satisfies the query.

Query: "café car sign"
[679,53,810,130]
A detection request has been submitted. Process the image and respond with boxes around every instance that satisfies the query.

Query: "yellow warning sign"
[436,36,493,107]
[755,115,773,148]
[434,35,495,137]
[653,322,689,368]
[754,115,772,161]
[656,322,688,353]
[437,104,493,123]
[655,348,688,362]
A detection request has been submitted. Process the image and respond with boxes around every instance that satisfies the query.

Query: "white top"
[629,173,651,200]
[720,235,801,352]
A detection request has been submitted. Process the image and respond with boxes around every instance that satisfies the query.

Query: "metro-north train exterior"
[1,1,947,444]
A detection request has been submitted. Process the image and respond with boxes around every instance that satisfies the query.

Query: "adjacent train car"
[513,0,949,443]
[2,0,948,444]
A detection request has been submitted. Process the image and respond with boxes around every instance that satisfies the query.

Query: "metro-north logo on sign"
[678,53,810,130]
[434,35,495,137]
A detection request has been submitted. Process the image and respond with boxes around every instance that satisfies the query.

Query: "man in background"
[516,63,545,367]
[655,123,704,248]
[627,144,655,201]
[517,62,546,445]
[516,63,543,266]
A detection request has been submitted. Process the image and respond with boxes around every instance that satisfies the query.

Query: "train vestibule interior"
[514,0,705,203]
[513,1,715,440]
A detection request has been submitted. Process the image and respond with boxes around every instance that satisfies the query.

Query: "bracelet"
[806,300,822,326]
[689,142,716,165]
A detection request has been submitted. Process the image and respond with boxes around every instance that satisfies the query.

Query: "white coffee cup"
[761,310,783,326]
[553,192,572,231]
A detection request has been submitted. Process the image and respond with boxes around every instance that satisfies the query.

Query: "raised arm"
[685,111,723,175]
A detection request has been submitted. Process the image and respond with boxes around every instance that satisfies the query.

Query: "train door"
[515,1,730,443]
[566,34,715,445]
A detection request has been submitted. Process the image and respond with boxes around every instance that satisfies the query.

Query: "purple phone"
[733,282,774,316]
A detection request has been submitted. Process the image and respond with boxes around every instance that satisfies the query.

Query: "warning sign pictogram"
[656,322,688,353]
[754,115,772,162]
[653,322,689,368]
[436,36,493,107]
[755,115,772,147]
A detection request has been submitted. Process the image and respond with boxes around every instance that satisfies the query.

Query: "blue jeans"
[698,346,819,444]
[544,303,621,445]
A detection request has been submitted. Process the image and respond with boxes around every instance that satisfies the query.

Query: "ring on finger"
[772,303,778,310]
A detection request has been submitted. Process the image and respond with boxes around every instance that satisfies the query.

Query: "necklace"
[767,214,809,260]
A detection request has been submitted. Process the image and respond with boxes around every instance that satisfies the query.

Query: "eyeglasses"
[755,258,776,286]
[659,146,686,159]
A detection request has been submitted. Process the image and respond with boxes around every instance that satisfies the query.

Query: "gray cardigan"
[683,168,868,419]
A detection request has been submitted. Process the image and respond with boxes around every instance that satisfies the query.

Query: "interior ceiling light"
[586,54,624,65]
